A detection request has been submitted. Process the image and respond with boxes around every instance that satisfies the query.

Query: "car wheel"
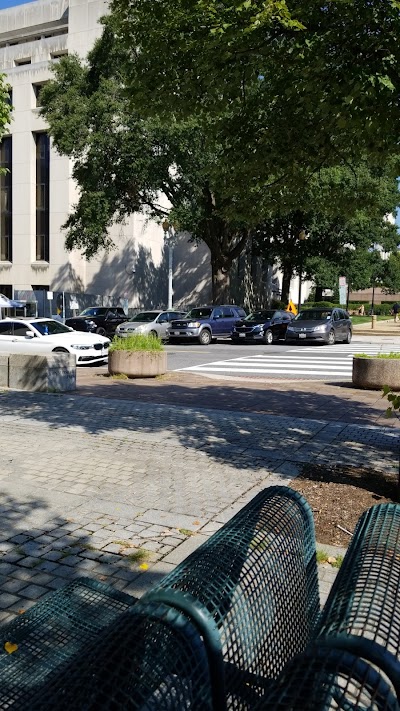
[264,329,274,345]
[345,329,352,344]
[149,330,159,338]
[327,330,336,345]
[96,327,107,336]
[52,347,69,353]
[199,329,212,346]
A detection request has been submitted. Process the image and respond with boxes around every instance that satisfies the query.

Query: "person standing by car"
[393,303,399,323]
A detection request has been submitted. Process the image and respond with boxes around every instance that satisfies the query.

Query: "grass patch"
[109,373,129,380]
[178,528,195,536]
[316,549,343,568]
[354,352,400,359]
[351,315,390,325]
[110,334,164,352]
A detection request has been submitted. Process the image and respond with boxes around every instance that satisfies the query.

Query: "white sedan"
[0,318,110,365]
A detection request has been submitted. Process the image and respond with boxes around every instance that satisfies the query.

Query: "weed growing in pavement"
[109,373,129,380]
[125,549,151,564]
[316,549,343,568]
[178,528,195,536]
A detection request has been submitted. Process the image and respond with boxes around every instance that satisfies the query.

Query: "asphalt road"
[163,335,400,380]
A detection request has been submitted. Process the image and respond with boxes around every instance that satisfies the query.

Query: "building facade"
[0,0,212,313]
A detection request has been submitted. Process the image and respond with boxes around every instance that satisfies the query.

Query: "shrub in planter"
[353,352,400,391]
[108,334,167,378]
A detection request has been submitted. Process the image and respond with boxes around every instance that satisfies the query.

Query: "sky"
[0,0,36,8]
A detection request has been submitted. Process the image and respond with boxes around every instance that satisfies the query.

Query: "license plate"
[299,333,307,339]
[239,333,245,337]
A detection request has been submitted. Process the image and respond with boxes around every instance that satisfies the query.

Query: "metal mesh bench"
[142,485,320,708]
[0,577,136,708]
[10,486,318,710]
[257,641,400,710]
[27,598,215,710]
[316,503,400,656]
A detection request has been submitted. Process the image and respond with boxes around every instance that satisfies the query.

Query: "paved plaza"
[0,371,399,622]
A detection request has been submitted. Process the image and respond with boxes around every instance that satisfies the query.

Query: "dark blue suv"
[168,305,246,345]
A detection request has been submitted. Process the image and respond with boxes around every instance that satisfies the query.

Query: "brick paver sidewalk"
[0,377,398,622]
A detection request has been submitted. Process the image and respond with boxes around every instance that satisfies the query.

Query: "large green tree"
[40,23,257,302]
[251,166,400,301]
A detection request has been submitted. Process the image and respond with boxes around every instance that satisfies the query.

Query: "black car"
[65,307,128,337]
[231,309,295,345]
[285,307,352,345]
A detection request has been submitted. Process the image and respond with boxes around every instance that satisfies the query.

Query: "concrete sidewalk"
[0,381,397,622]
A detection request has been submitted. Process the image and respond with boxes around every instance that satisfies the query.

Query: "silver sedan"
[115,310,187,340]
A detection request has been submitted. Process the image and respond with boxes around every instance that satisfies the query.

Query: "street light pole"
[162,219,177,309]
[297,229,307,313]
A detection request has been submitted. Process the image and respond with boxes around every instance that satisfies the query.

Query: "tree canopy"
[40,8,400,304]
[110,0,400,205]
[0,74,11,169]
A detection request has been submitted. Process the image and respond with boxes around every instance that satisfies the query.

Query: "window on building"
[0,137,12,262]
[32,82,47,108]
[50,51,68,61]
[0,286,12,299]
[34,133,50,262]
[15,58,31,66]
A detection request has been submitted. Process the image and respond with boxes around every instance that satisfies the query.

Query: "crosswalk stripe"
[179,365,351,376]
[179,361,352,372]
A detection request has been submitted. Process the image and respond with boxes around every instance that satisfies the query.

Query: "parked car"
[0,318,110,365]
[285,308,352,345]
[115,310,187,340]
[231,309,295,345]
[65,307,128,337]
[167,305,247,345]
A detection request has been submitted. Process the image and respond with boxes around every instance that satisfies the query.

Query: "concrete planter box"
[353,357,400,391]
[8,353,76,392]
[108,350,167,378]
[0,355,8,388]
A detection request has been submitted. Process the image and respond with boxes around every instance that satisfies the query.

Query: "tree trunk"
[212,261,230,304]
[281,265,293,304]
[315,286,323,301]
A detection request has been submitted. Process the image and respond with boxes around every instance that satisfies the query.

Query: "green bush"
[382,384,400,417]
[270,300,286,309]
[110,334,164,352]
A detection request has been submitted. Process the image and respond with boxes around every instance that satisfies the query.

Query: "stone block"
[353,356,400,391]
[8,353,76,392]
[0,355,8,387]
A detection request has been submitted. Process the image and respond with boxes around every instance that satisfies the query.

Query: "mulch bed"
[290,463,399,547]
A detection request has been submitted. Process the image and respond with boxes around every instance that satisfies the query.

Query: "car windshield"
[295,310,332,321]
[80,308,107,317]
[185,308,213,319]
[130,312,159,322]
[32,320,72,336]
[244,310,275,322]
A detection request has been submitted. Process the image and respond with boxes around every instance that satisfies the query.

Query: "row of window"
[0,134,49,262]
[14,51,67,66]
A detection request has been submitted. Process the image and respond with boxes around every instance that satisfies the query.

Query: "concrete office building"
[0,0,211,314]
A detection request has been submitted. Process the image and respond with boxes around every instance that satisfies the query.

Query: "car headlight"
[313,325,328,332]
[253,324,263,332]
[187,321,201,328]
[134,325,146,333]
[86,320,96,326]
[71,344,92,350]
[286,326,295,332]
